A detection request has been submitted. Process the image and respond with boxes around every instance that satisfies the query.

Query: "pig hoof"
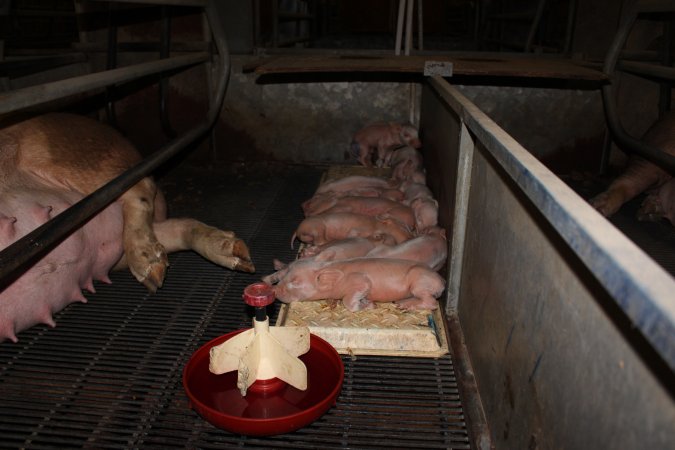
[232,239,252,261]
[637,195,664,222]
[395,297,439,310]
[589,192,621,217]
[128,241,169,292]
[140,262,168,293]
[214,238,255,273]
[189,225,255,273]
[233,258,256,273]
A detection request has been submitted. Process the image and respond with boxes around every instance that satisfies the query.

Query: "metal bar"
[201,11,217,161]
[620,49,661,61]
[445,315,492,450]
[405,0,414,55]
[617,60,675,81]
[159,4,177,138]
[0,52,208,115]
[105,2,119,128]
[72,41,209,52]
[658,18,673,115]
[272,0,279,47]
[0,0,229,287]
[525,0,547,52]
[92,0,206,6]
[635,0,675,13]
[0,53,87,76]
[429,74,675,373]
[563,0,577,55]
[600,2,675,174]
[395,0,405,55]
[417,0,423,51]
[446,122,473,313]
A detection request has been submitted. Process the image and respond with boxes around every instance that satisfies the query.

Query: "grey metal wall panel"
[421,77,675,450]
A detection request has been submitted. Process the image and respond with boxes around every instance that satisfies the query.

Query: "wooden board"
[253,54,607,81]
[275,165,449,357]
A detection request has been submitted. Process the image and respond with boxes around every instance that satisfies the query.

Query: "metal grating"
[0,164,471,449]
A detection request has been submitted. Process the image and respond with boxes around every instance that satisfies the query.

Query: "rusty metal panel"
[422,77,675,449]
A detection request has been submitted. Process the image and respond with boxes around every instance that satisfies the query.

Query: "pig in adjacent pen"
[389,146,426,184]
[0,113,255,343]
[590,111,675,225]
[351,122,422,167]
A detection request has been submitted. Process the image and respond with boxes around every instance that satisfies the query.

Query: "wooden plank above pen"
[250,54,607,82]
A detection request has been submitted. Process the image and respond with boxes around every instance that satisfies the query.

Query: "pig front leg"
[589,182,635,218]
[152,218,255,273]
[589,158,665,217]
[118,178,168,292]
[354,143,374,167]
[341,273,375,312]
[636,190,666,222]
[375,144,390,168]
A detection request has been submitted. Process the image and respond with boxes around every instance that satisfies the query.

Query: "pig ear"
[316,269,344,290]
[314,248,337,262]
[273,259,287,270]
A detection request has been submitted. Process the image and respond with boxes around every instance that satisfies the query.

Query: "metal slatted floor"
[0,163,471,449]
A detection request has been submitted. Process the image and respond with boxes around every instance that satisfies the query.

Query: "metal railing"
[601,0,675,174]
[0,0,230,287]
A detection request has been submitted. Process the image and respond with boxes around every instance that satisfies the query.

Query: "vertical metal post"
[253,0,260,47]
[563,0,577,55]
[201,10,217,161]
[417,0,423,51]
[272,0,279,47]
[525,0,547,52]
[106,2,118,127]
[159,4,177,138]
[395,0,405,55]
[405,0,414,55]
[658,18,673,116]
[446,121,474,313]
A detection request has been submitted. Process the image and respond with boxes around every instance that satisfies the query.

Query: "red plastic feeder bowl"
[182,329,344,436]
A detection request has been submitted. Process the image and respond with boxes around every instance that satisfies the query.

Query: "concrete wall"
[112,55,607,176]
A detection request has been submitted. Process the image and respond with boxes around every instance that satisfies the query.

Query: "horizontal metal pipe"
[0,52,209,115]
[0,0,229,287]
[91,0,206,6]
[636,0,675,13]
[72,41,209,53]
[0,53,88,76]
[618,60,675,81]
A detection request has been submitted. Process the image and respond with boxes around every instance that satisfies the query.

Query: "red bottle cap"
[243,282,275,307]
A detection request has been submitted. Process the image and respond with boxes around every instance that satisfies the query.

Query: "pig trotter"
[637,193,665,222]
[126,239,169,293]
[395,296,439,310]
[341,274,373,312]
[589,189,626,217]
[188,224,255,273]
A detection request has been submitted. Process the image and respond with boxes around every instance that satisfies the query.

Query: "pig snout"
[411,198,439,232]
[400,125,421,149]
